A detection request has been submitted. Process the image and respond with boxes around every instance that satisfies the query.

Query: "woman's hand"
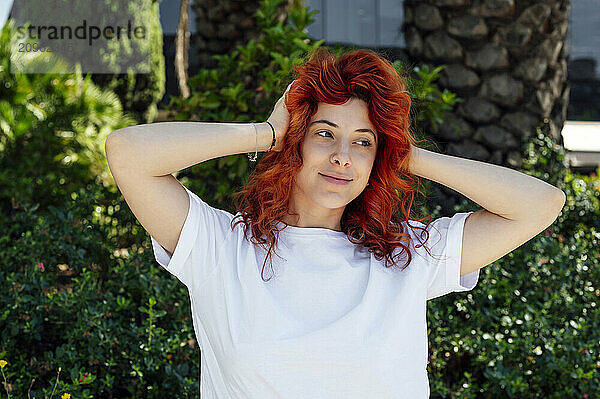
[266,80,294,152]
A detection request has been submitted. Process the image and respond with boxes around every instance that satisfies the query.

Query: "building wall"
[304,0,405,48]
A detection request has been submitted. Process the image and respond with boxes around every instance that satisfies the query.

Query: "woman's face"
[286,97,378,230]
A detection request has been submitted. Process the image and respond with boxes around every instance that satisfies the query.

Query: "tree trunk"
[192,0,294,69]
[176,0,191,99]
[403,0,570,213]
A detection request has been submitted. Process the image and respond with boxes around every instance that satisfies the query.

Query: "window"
[304,0,405,48]
[566,0,600,121]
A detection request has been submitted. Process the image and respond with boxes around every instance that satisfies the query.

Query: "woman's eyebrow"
[309,119,377,141]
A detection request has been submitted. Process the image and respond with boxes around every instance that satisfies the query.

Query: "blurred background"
[0,0,598,398]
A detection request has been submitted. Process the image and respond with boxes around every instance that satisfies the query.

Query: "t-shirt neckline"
[274,220,348,238]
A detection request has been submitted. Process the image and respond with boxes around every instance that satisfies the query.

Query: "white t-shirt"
[150,185,480,399]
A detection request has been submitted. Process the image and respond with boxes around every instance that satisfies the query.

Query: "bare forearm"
[105,121,273,176]
[409,146,566,221]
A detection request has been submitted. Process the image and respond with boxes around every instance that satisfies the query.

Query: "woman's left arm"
[408,145,566,276]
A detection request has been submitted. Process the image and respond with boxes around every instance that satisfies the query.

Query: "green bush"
[0,19,137,226]
[89,0,166,124]
[425,128,600,398]
[426,221,599,398]
[0,184,201,398]
[2,0,598,397]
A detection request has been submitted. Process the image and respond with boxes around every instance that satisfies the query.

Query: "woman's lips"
[319,173,351,185]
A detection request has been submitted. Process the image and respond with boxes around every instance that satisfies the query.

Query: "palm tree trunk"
[403,0,570,213]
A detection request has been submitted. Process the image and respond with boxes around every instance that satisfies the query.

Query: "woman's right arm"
[104,122,274,256]
[104,82,292,256]
[105,121,275,177]
[106,79,293,175]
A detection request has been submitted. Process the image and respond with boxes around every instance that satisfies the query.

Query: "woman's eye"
[315,131,372,147]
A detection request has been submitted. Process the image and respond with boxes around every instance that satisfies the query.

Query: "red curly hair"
[231,47,438,282]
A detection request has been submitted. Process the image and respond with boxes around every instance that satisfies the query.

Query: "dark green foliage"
[408,64,463,137]
[1,0,598,397]
[0,19,138,227]
[425,128,600,398]
[0,184,200,397]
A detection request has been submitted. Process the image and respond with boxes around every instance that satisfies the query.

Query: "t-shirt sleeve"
[420,211,480,301]
[149,184,234,292]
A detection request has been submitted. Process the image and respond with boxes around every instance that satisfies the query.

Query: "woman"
[105,47,566,398]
